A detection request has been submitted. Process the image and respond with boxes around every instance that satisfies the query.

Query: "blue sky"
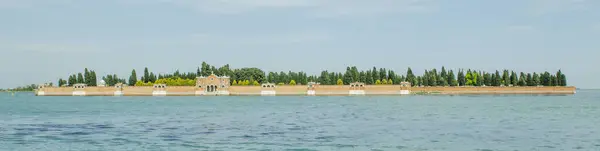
[1,0,599,88]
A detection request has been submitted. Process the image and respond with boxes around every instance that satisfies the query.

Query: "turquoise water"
[1,91,599,151]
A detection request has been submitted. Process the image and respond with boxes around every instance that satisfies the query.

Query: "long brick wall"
[35,85,576,96]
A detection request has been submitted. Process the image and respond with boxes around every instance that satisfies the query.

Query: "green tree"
[388,70,397,84]
[143,67,149,83]
[428,69,437,86]
[372,67,380,83]
[510,71,518,86]
[58,78,65,87]
[494,71,502,86]
[343,67,354,85]
[375,80,382,85]
[533,72,540,86]
[457,70,466,86]
[502,70,509,86]
[423,70,430,86]
[77,73,84,84]
[406,67,416,85]
[128,69,137,86]
[337,79,344,85]
[84,68,90,85]
[465,70,473,86]
[448,70,457,86]
[367,70,374,85]
[289,80,297,85]
[476,72,484,86]
[90,70,97,86]
[359,71,367,83]
[484,72,492,86]
[518,72,527,86]
[319,71,330,85]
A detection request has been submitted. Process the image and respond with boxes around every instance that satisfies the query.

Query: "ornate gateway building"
[196,73,230,93]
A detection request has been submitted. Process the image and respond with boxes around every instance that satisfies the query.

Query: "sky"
[0,0,599,89]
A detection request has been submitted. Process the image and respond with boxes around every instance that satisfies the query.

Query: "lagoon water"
[1,91,599,151]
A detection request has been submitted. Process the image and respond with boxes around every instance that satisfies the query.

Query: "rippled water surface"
[1,91,600,151]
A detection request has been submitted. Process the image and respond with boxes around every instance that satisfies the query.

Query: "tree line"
[58,62,568,87]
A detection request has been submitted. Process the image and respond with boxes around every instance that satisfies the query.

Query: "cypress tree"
[448,70,457,86]
[485,73,492,86]
[380,68,387,81]
[406,68,414,83]
[457,70,465,86]
[84,68,90,85]
[533,72,540,86]
[423,70,430,86]
[518,72,527,86]
[502,70,509,86]
[388,70,397,84]
[494,70,502,86]
[90,70,97,86]
[360,71,367,83]
[149,72,157,83]
[438,68,446,86]
[560,72,567,86]
[77,73,84,84]
[476,71,484,86]
[143,67,149,83]
[58,78,64,87]
[372,67,380,82]
[129,69,138,86]
[68,74,76,86]
[510,71,518,86]
[366,70,373,85]
[526,73,533,86]
[556,70,565,86]
[429,69,438,86]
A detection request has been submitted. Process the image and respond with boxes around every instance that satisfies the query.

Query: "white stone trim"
[73,91,86,96]
[261,90,276,96]
[37,91,45,96]
[307,90,316,96]
[152,91,167,96]
[114,91,124,96]
[217,91,230,96]
[400,90,410,95]
[349,90,365,95]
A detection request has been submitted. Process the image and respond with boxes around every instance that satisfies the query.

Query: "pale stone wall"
[36,85,577,96]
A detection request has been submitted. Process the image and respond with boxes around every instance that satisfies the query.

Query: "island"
[34,62,576,96]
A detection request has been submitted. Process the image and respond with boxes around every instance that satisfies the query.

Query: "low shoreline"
[35,85,576,96]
